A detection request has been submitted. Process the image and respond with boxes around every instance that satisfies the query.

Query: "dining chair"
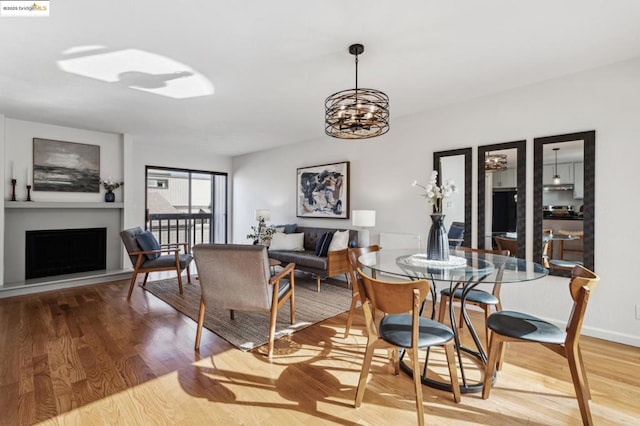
[344,245,380,338]
[550,230,585,270]
[192,244,295,358]
[354,268,460,426]
[482,265,600,425]
[494,236,518,258]
[120,227,193,299]
[447,221,465,248]
[438,246,509,349]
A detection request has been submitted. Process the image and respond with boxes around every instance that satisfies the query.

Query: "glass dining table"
[358,248,548,393]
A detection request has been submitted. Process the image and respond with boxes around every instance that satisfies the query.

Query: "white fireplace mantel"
[5,201,124,209]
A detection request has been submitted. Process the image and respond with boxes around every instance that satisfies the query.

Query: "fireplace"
[25,228,107,279]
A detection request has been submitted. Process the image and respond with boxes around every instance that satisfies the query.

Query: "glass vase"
[427,213,449,261]
[105,190,115,202]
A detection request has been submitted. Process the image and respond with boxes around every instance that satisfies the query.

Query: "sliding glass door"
[145,167,227,246]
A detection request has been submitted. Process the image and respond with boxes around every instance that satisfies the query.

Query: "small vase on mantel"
[426,213,449,261]
[104,190,115,203]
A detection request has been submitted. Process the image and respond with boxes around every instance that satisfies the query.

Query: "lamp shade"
[254,209,271,221]
[352,210,376,227]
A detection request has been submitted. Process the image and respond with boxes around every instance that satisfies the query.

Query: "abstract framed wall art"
[33,138,100,192]
[296,161,349,219]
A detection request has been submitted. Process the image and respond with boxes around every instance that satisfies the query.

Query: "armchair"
[192,244,295,358]
[120,227,193,299]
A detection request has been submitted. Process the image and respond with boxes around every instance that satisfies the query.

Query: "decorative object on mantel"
[33,138,100,192]
[100,178,123,202]
[10,179,17,201]
[247,209,276,245]
[324,43,389,139]
[26,185,32,202]
[413,171,457,261]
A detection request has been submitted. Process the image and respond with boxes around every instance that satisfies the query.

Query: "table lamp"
[352,210,376,247]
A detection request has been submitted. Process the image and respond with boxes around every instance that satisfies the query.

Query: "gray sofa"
[268,226,357,291]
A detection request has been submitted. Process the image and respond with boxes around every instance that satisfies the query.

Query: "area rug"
[143,276,352,351]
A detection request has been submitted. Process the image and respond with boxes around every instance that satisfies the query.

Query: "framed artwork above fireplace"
[33,138,100,192]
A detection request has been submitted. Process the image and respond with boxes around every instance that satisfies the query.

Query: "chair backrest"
[193,244,273,312]
[452,246,509,295]
[565,265,600,344]
[347,245,380,300]
[120,227,144,266]
[358,267,430,315]
[495,236,518,258]
[448,222,465,248]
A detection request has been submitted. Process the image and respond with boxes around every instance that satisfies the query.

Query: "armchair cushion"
[142,253,193,269]
[135,231,161,260]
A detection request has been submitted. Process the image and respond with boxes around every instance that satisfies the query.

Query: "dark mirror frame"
[477,140,527,257]
[433,148,472,247]
[533,130,595,275]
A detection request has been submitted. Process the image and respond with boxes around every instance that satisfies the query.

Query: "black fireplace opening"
[25,228,107,280]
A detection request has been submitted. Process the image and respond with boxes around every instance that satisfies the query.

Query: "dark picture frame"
[296,161,350,219]
[33,138,100,193]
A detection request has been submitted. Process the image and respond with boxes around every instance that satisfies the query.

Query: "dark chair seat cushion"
[142,253,193,269]
[440,287,499,305]
[487,310,566,344]
[379,314,454,348]
[135,231,161,260]
[549,259,584,269]
[277,280,291,300]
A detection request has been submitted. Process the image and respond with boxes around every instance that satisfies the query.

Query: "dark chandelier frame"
[325,44,390,139]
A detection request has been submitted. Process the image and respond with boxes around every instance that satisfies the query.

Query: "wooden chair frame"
[355,268,460,426]
[344,245,380,338]
[126,241,192,299]
[482,265,600,425]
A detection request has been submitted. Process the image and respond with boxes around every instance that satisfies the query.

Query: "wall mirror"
[477,140,526,257]
[533,131,595,277]
[433,148,472,247]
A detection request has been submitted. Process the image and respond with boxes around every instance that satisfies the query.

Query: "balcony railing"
[148,213,213,248]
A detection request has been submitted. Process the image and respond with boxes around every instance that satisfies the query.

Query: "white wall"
[233,57,640,346]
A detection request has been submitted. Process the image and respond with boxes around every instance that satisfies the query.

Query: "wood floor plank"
[0,277,638,425]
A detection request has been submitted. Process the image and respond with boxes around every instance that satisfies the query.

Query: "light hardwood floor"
[0,276,638,425]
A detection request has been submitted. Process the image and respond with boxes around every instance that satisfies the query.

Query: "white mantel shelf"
[5,201,124,209]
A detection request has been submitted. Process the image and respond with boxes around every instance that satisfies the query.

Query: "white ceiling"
[2,1,640,157]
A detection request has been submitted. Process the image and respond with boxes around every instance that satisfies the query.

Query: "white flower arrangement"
[412,170,457,213]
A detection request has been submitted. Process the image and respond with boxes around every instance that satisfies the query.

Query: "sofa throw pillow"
[274,223,297,234]
[135,231,161,260]
[328,230,349,252]
[315,232,334,257]
[269,232,305,251]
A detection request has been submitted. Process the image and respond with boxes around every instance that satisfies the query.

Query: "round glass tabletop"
[359,248,548,284]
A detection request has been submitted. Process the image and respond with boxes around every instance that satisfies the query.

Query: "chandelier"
[485,153,507,173]
[325,44,389,139]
